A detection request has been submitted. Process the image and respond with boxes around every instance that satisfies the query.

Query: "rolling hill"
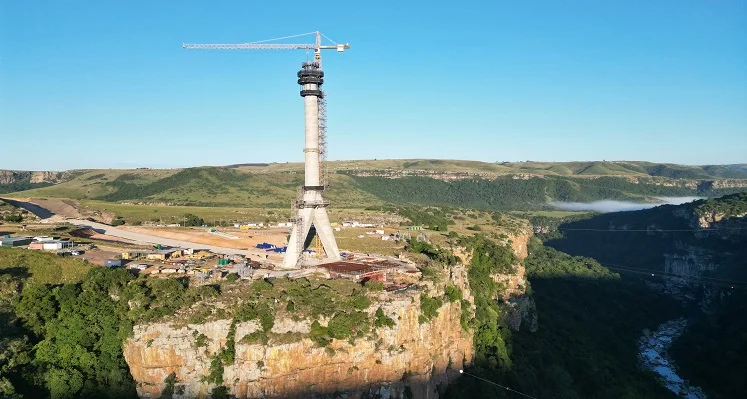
[228,159,747,179]
[2,160,746,212]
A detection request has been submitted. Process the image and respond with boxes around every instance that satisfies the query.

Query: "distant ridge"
[224,163,271,168]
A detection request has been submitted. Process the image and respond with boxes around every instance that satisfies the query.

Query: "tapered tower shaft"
[282,62,340,269]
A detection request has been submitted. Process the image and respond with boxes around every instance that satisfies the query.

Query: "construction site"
[0,31,427,288]
[181,31,421,282]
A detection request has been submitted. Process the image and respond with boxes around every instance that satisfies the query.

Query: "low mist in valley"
[549,196,702,213]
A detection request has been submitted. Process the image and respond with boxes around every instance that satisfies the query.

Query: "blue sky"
[1,0,745,170]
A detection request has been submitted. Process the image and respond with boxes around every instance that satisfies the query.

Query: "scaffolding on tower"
[318,91,328,189]
[183,31,348,269]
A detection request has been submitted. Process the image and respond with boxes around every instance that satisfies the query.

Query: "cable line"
[602,265,744,289]
[558,227,746,232]
[600,261,747,284]
[458,370,539,399]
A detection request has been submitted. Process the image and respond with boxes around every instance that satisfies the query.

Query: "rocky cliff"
[124,280,472,398]
[0,170,74,185]
[122,230,534,399]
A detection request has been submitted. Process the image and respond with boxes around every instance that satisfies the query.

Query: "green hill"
[12,167,381,209]
[3,161,746,212]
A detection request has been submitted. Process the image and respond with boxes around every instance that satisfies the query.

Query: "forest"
[541,192,747,398]
[445,237,681,398]
[350,174,744,211]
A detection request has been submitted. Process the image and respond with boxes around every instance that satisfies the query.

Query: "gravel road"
[67,219,256,257]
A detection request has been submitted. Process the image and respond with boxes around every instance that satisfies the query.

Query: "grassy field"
[333,228,404,256]
[79,200,282,224]
[11,169,179,199]
[3,161,745,220]
[77,201,393,226]
[0,247,92,284]
[9,160,747,205]
[14,167,382,209]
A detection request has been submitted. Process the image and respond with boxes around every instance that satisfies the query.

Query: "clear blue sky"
[1,0,745,170]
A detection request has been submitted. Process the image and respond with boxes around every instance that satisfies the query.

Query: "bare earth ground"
[28,198,82,218]
[119,226,289,249]
[76,246,123,266]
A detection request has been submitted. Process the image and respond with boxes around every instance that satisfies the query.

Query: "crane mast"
[183,31,349,269]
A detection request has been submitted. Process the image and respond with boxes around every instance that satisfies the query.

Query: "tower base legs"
[282,206,340,269]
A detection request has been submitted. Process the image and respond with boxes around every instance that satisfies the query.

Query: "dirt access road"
[66,219,264,257]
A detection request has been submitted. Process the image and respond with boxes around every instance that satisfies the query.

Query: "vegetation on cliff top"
[546,193,747,281]
[695,191,747,217]
[0,249,222,398]
[351,174,745,211]
[1,265,138,398]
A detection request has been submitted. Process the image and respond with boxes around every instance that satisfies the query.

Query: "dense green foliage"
[7,268,138,398]
[384,205,455,230]
[670,291,747,398]
[182,213,204,227]
[446,237,681,398]
[374,307,395,329]
[540,193,747,399]
[459,235,516,373]
[97,167,253,203]
[444,285,463,302]
[0,181,53,195]
[353,175,745,211]
[406,238,461,266]
[418,294,443,324]
[3,214,23,223]
[695,192,747,217]
[547,193,747,281]
[0,250,224,398]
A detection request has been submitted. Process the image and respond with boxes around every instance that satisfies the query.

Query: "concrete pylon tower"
[282,61,341,269]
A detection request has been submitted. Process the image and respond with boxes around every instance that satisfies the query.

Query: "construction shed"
[0,236,33,247]
[122,250,155,260]
[147,249,179,261]
[321,262,387,282]
[105,259,124,268]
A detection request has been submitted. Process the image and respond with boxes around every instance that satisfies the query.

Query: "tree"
[183,214,204,227]
[3,214,23,223]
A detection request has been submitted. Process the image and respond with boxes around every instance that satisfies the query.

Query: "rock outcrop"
[0,170,75,185]
[124,292,472,398]
[122,228,534,399]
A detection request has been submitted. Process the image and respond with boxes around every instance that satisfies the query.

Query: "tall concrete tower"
[182,31,349,269]
[282,61,341,268]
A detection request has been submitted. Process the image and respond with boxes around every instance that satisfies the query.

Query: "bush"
[183,213,204,227]
[327,311,369,339]
[419,293,443,324]
[374,307,395,328]
[444,285,463,302]
[3,214,23,223]
[364,279,383,291]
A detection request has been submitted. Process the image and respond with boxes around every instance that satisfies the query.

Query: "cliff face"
[124,289,472,398]
[123,228,533,399]
[0,170,73,185]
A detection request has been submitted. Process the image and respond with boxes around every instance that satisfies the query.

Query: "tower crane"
[183,31,349,269]
[182,31,349,67]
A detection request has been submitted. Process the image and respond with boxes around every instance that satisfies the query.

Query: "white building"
[42,241,73,251]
